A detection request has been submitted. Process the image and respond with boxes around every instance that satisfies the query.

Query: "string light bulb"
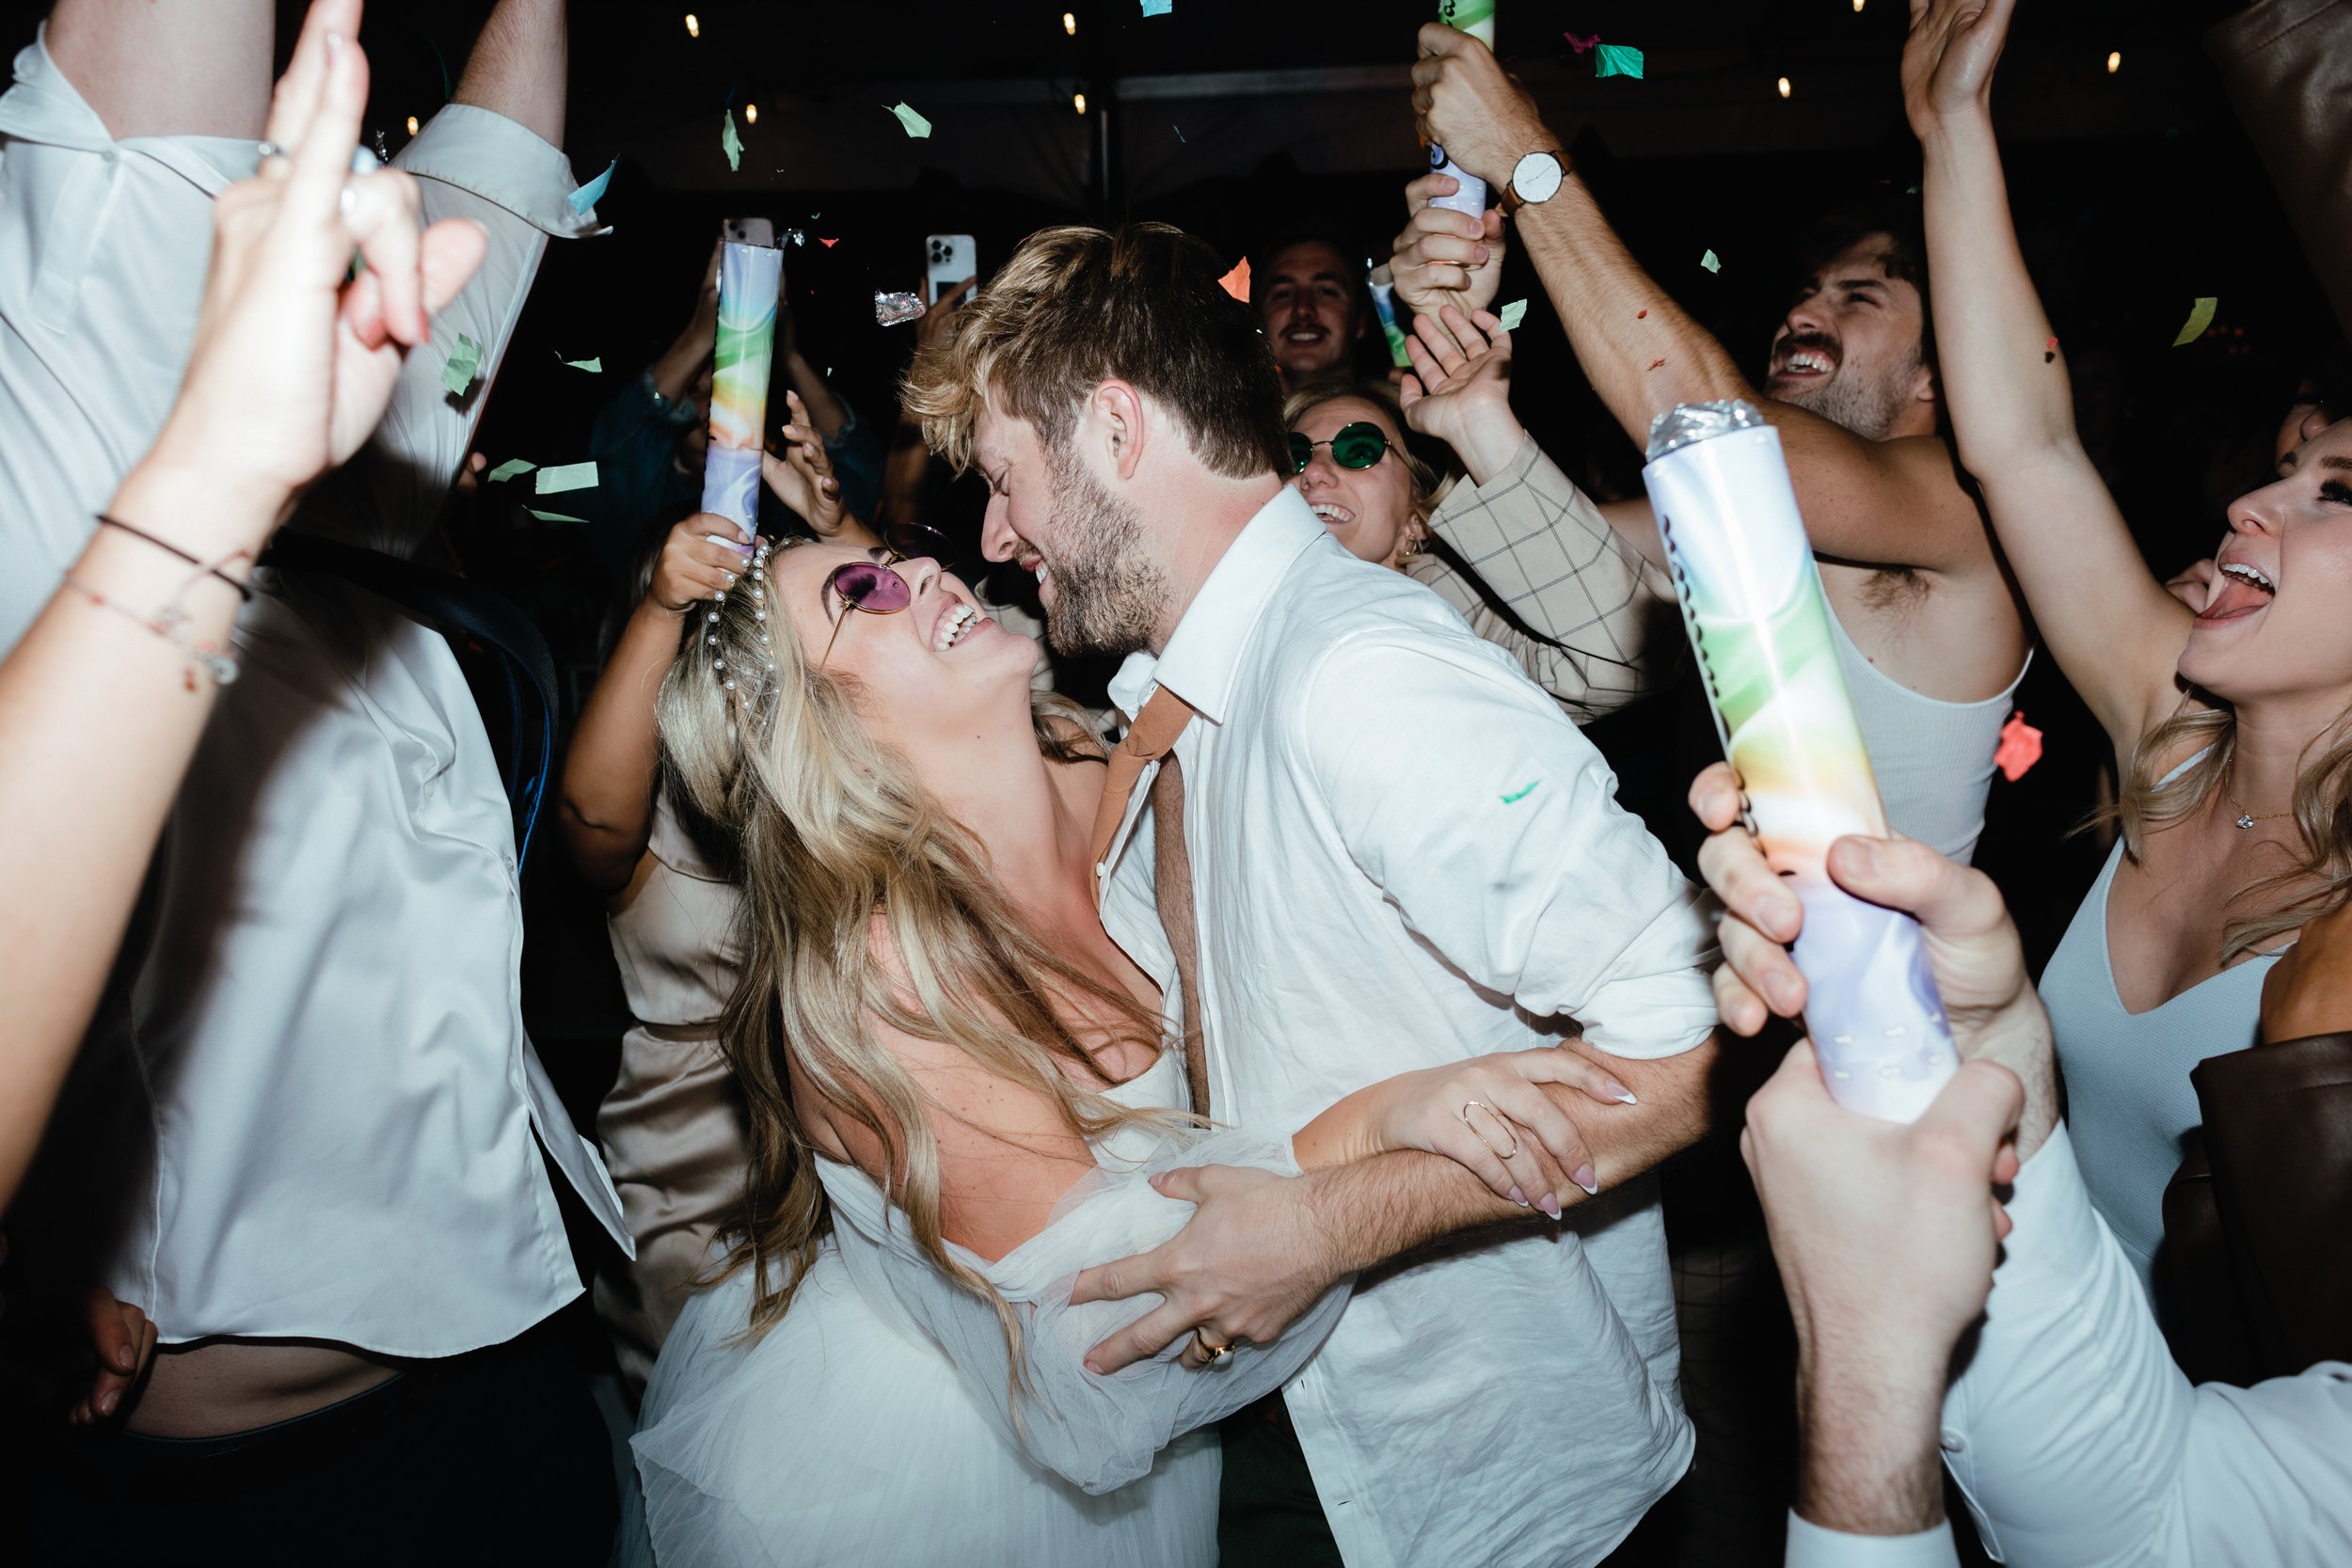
[683,12,699,38]
[1852,0,1865,10]
[744,103,757,124]
[2106,50,2122,73]
[1777,76,1792,99]
[1063,11,1077,34]
[1073,91,1088,115]
[405,114,420,135]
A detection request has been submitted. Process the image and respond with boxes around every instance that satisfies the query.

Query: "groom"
[905,223,1724,1568]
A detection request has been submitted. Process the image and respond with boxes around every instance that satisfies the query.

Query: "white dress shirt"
[0,29,628,1355]
[1098,486,1719,1568]
[1783,1123,2352,1567]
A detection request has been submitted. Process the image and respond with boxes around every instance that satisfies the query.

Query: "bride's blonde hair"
[657,539,1173,1354]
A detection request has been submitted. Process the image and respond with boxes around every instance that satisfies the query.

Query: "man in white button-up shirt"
[1690,764,2352,1568]
[907,224,1724,1567]
[3,1,627,1553]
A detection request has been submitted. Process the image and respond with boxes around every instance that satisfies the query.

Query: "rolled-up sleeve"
[1423,434,1676,722]
[296,104,600,560]
[1941,1123,2352,1565]
[1296,631,1716,1059]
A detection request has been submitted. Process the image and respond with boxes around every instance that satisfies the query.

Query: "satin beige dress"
[595,795,751,1395]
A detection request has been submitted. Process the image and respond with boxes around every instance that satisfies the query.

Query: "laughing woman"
[1906,0,2352,1300]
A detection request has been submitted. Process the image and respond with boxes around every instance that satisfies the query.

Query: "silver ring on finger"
[1459,1100,1521,1162]
[256,139,291,173]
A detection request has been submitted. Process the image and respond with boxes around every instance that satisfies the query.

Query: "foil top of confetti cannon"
[875,292,926,327]
[699,241,785,536]
[1644,399,1957,1122]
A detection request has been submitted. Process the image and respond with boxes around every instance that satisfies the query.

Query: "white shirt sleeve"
[1295,632,1717,1059]
[1942,1122,2352,1565]
[1784,1513,1961,1568]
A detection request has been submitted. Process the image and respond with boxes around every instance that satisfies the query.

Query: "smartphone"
[723,215,776,248]
[926,234,977,306]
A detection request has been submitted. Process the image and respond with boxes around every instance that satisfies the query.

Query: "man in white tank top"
[1402,30,2031,866]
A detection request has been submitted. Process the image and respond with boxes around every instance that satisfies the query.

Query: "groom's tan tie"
[1089,689,1211,1117]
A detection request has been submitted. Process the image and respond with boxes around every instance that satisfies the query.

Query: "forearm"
[1514,176,1756,444]
[46,0,272,141]
[1798,1361,1948,1536]
[1917,112,2072,470]
[558,595,683,890]
[0,462,269,1203]
[451,0,566,149]
[879,417,934,528]
[785,353,850,441]
[648,332,710,407]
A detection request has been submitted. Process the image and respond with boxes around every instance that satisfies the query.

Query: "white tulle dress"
[620,1049,1352,1567]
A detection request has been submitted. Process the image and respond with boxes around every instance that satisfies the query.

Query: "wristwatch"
[1501,149,1567,218]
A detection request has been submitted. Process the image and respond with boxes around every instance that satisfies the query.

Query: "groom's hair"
[901,223,1288,482]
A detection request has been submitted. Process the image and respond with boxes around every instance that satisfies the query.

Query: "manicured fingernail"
[1083,1360,1103,1375]
[1475,245,1489,263]
[114,1346,135,1371]
[1508,1185,1526,1207]
[1603,1079,1638,1105]
[1768,896,1801,941]
[1538,1194,1563,1220]
[98,1388,120,1416]
[1573,1164,1598,1196]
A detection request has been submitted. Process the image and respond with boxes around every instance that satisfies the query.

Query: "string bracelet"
[97,515,255,602]
[61,539,253,691]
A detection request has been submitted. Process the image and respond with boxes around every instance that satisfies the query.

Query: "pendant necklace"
[2223,765,2293,832]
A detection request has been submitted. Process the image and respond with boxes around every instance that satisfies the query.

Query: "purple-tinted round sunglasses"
[816,522,956,669]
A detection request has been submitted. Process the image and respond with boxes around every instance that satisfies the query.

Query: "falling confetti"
[1501,780,1542,804]
[886,102,933,138]
[2172,296,2218,347]
[1173,124,1186,143]
[819,237,839,248]
[1994,711,2043,783]
[535,462,600,496]
[1595,43,1645,79]
[485,459,537,483]
[1218,257,1251,303]
[555,354,603,372]
[2044,335,2059,364]
[1497,298,1529,331]
[1141,0,1173,14]
[1647,356,1667,371]
[721,108,742,171]
[1700,249,1722,273]
[567,159,614,214]
[875,292,926,326]
[1563,31,1600,54]
[440,333,483,398]
[526,508,589,524]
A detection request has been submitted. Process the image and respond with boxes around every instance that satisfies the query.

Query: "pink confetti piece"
[1994,711,2043,782]
[1563,31,1600,54]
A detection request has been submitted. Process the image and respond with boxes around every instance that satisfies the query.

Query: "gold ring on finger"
[1459,1100,1521,1162]
[1191,1328,1231,1367]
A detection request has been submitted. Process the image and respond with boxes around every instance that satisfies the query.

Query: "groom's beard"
[1040,444,1168,659]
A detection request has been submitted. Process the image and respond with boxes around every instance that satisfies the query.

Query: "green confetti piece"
[2172,296,2218,347]
[1497,298,1529,332]
[485,458,536,483]
[526,508,589,524]
[439,333,482,398]
[534,461,600,496]
[1701,249,1722,274]
[555,354,603,372]
[1595,43,1644,79]
[721,107,743,172]
[886,101,932,138]
[1501,780,1541,804]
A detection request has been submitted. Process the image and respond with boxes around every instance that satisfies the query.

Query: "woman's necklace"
[2223,764,2295,832]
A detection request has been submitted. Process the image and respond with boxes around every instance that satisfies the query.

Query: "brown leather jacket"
[2206,0,2352,347]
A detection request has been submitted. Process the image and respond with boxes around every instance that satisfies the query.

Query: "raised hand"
[648,513,755,615]
[1391,172,1506,318]
[147,0,487,530]
[1398,305,1526,483]
[1901,0,2020,137]
[1409,21,1550,190]
[760,389,853,537]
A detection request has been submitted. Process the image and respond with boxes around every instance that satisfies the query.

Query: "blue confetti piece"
[1141,0,1173,14]
[567,159,614,214]
[1501,781,1541,804]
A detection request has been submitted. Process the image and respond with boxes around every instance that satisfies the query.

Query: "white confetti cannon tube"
[1644,401,1957,1122]
[699,241,785,536]
[1426,0,1496,219]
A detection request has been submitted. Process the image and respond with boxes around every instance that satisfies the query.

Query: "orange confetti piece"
[1217,257,1251,304]
[1994,711,2043,783]
[1647,356,1667,371]
[819,237,838,248]
[1636,309,1648,319]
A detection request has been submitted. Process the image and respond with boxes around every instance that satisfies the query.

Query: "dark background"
[315,0,2338,1123]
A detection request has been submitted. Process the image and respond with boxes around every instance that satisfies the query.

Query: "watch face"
[1513,151,1564,204]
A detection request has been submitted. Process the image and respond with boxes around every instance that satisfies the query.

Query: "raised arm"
[1905,0,2188,751]
[1408,24,1993,580]
[45,0,271,140]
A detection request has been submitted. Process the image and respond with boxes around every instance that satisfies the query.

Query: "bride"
[621,532,1630,1565]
